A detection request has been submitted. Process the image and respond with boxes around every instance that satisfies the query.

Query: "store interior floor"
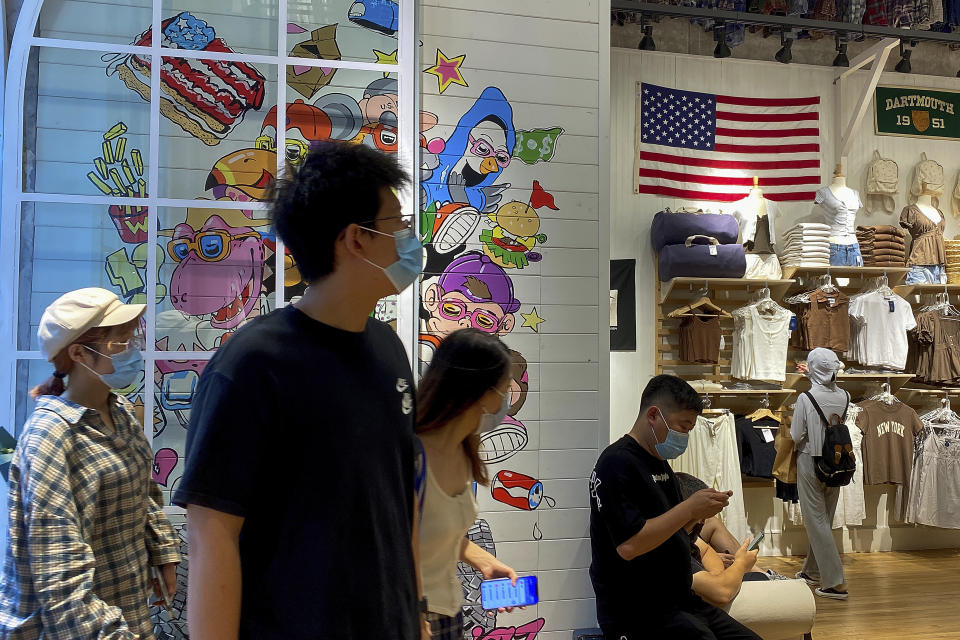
[761,549,960,639]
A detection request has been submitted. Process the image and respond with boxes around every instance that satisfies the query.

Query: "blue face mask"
[81,345,143,390]
[651,407,689,460]
[361,227,423,293]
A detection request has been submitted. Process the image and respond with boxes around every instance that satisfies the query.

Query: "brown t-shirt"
[679,314,721,364]
[856,399,924,486]
[750,216,774,254]
[806,289,850,351]
[900,205,946,266]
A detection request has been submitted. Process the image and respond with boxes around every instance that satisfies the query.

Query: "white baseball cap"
[38,288,146,362]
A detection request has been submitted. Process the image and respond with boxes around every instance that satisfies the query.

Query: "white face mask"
[479,389,510,433]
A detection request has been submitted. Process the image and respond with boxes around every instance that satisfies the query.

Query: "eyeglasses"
[256,135,309,165]
[438,298,502,333]
[468,134,511,169]
[88,334,146,353]
[168,230,260,263]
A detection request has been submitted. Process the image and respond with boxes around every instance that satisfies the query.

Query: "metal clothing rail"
[611,0,960,45]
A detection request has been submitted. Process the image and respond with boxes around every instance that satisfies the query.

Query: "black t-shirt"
[173,307,418,640]
[735,415,778,478]
[589,435,694,625]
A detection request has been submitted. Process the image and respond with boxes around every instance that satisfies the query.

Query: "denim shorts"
[829,243,863,267]
[906,264,946,285]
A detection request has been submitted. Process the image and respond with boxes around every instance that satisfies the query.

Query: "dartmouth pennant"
[875,85,960,140]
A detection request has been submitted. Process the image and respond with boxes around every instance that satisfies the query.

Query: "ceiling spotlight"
[638,20,656,50]
[832,33,849,67]
[713,23,731,59]
[775,30,795,64]
[895,42,912,73]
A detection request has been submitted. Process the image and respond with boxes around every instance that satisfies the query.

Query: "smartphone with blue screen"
[480,575,539,610]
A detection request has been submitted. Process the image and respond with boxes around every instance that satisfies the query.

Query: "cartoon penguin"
[421,86,516,214]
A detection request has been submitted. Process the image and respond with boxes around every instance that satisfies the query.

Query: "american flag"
[634,82,821,202]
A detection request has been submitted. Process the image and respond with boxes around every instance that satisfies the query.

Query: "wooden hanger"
[668,296,732,318]
[746,394,781,425]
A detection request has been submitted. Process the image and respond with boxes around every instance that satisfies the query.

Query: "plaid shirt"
[0,395,180,639]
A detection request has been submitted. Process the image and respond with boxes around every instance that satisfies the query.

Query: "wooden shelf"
[893,283,960,298]
[784,372,915,394]
[896,387,960,407]
[698,388,796,411]
[658,277,795,304]
[780,266,909,285]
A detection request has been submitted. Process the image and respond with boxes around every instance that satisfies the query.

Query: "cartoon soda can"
[491,469,543,511]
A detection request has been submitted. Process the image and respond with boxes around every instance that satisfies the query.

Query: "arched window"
[0,0,417,479]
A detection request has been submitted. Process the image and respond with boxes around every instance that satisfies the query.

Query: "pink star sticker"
[425,49,467,94]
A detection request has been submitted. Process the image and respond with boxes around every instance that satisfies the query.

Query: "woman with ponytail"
[0,288,180,639]
[415,328,521,639]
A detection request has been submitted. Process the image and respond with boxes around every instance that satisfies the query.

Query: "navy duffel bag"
[658,235,747,281]
[651,209,739,252]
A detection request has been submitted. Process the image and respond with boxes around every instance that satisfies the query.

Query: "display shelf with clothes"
[856,225,906,268]
[671,405,749,542]
[784,274,850,353]
[731,287,793,383]
[779,222,831,269]
[846,276,916,371]
[907,292,960,385]
[906,398,960,529]
[669,295,732,366]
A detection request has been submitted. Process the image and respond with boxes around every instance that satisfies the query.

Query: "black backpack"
[803,391,856,487]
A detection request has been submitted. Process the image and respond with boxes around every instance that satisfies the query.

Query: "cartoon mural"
[108,12,267,146]
[426,49,469,94]
[287,23,342,100]
[348,0,399,37]
[150,523,189,639]
[471,619,546,640]
[479,181,557,270]
[459,518,499,636]
[416,83,572,637]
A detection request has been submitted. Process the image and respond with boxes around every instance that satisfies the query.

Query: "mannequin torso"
[915,194,942,224]
[819,176,860,245]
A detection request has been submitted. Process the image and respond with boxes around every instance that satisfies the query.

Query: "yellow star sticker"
[425,49,467,94]
[521,307,546,333]
[373,49,398,77]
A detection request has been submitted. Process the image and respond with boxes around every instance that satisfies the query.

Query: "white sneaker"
[815,587,849,600]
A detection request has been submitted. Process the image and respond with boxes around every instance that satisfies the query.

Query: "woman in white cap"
[0,287,180,639]
[789,347,850,600]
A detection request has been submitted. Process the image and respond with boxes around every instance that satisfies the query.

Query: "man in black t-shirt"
[174,143,423,639]
[589,375,762,640]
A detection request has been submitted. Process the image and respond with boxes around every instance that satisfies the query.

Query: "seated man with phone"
[677,472,787,608]
[589,375,762,640]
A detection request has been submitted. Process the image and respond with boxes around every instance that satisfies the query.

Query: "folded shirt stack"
[856,225,906,267]
[945,239,960,284]
[779,223,831,267]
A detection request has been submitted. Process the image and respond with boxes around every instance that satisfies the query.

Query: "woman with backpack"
[790,347,852,600]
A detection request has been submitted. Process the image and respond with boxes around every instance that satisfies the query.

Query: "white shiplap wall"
[611,46,960,555]
[420,2,604,637]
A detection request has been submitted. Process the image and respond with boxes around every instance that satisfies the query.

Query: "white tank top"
[419,464,478,616]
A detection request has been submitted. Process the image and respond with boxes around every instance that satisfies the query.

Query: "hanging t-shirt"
[679,314,722,364]
[748,305,792,381]
[589,436,693,625]
[736,415,778,478]
[848,292,917,370]
[174,307,419,640]
[856,399,924,486]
